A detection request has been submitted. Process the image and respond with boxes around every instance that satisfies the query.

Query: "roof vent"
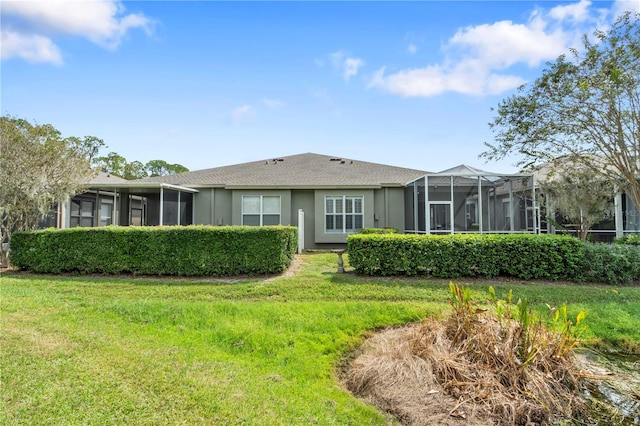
[330,158,342,162]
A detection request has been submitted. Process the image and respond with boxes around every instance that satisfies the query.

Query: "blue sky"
[2,0,639,174]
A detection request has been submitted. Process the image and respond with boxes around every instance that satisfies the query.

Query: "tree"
[145,159,189,177]
[66,136,106,162]
[537,159,615,240]
[482,12,640,210]
[0,116,96,266]
[93,151,128,177]
[123,161,147,180]
[94,154,189,179]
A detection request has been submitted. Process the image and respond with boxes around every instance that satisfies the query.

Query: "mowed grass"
[2,252,640,425]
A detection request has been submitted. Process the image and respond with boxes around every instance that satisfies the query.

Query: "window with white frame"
[325,196,363,233]
[242,195,281,226]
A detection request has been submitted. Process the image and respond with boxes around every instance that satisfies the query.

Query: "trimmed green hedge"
[360,227,399,234]
[10,226,297,276]
[347,234,586,281]
[348,233,640,284]
[582,243,640,284]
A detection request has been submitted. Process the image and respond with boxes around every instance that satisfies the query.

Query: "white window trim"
[242,195,281,226]
[325,195,364,234]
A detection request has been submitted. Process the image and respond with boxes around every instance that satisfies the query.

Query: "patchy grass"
[2,252,639,424]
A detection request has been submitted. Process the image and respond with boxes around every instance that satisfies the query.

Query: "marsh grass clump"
[412,283,588,425]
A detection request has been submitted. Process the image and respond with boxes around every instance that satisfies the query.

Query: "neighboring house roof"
[89,171,128,185]
[435,164,497,175]
[137,153,429,188]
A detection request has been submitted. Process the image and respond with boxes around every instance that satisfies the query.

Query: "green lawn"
[2,252,639,425]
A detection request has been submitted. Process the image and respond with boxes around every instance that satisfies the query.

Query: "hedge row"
[10,226,298,276]
[582,243,640,284]
[614,234,640,246]
[347,233,640,284]
[360,227,399,234]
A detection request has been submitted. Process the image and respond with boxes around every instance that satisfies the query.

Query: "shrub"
[360,228,399,234]
[580,243,640,284]
[10,226,297,276]
[613,234,640,246]
[347,233,584,281]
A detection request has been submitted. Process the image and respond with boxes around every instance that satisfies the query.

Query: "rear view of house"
[52,152,640,244]
[55,153,427,249]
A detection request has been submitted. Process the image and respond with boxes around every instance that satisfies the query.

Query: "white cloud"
[1,30,62,65]
[370,64,526,97]
[262,98,284,108]
[329,50,364,81]
[407,43,417,55]
[229,105,253,124]
[613,0,640,16]
[548,0,593,23]
[1,0,153,64]
[449,18,568,68]
[371,0,613,98]
[343,57,364,81]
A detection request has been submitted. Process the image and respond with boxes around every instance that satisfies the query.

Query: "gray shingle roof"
[137,153,428,188]
[89,171,128,185]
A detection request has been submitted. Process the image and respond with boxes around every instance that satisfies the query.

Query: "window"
[242,196,281,226]
[100,201,113,226]
[325,196,363,233]
[70,198,95,227]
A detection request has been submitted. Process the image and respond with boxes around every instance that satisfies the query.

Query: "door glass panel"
[430,203,451,232]
[100,203,112,226]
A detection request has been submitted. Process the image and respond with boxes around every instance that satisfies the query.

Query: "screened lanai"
[404,165,537,234]
[56,181,198,229]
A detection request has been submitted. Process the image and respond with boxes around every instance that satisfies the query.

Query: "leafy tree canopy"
[482,12,640,209]
[93,154,189,179]
[145,159,189,177]
[0,116,96,266]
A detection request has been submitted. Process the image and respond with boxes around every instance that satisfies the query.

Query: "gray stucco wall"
[373,187,405,231]
[291,190,315,249]
[193,189,214,225]
[214,189,232,226]
[193,188,233,226]
[191,186,402,248]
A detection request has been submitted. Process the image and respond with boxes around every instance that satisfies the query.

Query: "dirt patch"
[263,254,304,282]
